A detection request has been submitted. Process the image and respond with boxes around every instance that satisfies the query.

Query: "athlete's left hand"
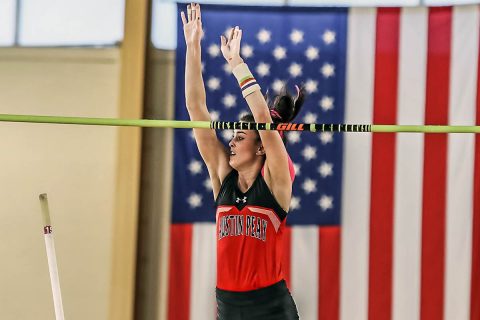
[221,26,244,68]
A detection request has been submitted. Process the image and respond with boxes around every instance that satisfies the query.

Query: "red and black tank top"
[215,165,294,292]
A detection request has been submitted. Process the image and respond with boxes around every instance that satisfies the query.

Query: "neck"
[236,160,263,192]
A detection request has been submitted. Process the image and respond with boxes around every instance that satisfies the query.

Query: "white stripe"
[392,7,427,320]
[341,8,376,320]
[45,234,65,320]
[291,226,319,320]
[216,205,232,220]
[248,206,281,232]
[444,6,479,320]
[189,223,217,320]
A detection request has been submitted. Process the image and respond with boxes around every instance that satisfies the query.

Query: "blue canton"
[173,5,347,226]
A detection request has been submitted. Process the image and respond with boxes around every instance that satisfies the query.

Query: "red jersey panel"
[215,166,293,292]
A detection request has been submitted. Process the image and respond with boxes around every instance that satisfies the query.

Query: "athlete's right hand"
[181,3,203,46]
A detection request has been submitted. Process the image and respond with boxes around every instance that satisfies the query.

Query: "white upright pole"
[39,193,65,320]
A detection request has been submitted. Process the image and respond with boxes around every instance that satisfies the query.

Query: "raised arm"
[181,3,231,197]
[220,27,292,210]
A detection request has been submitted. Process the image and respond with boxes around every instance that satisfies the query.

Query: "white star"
[207,77,221,91]
[189,130,195,140]
[208,44,220,58]
[293,163,301,176]
[271,79,286,94]
[188,160,203,175]
[287,131,301,144]
[318,195,333,211]
[241,44,254,58]
[272,46,287,60]
[223,63,232,74]
[187,193,203,208]
[290,29,304,45]
[320,96,334,111]
[256,62,270,78]
[301,145,317,161]
[203,178,213,191]
[304,79,318,94]
[303,112,318,124]
[320,132,334,145]
[257,28,271,44]
[209,110,220,121]
[222,130,234,142]
[322,30,336,45]
[321,63,335,78]
[318,162,333,178]
[222,94,237,108]
[290,196,301,211]
[288,62,303,78]
[302,178,317,194]
[305,46,319,61]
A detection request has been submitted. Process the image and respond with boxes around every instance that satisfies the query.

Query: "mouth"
[229,150,236,157]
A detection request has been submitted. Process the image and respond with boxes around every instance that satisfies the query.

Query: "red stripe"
[471,19,480,320]
[282,225,292,290]
[368,8,400,320]
[168,224,193,320]
[319,227,340,320]
[421,7,451,320]
[240,77,255,87]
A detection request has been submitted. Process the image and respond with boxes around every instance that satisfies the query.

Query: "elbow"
[185,97,193,109]
[254,111,272,123]
[185,100,206,113]
[185,94,198,108]
[185,93,206,110]
[185,100,200,111]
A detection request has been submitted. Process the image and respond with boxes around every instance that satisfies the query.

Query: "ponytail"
[240,84,306,144]
[266,84,306,123]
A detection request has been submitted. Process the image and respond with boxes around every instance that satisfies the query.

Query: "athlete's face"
[228,130,264,169]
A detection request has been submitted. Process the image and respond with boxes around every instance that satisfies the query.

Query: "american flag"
[168,4,480,320]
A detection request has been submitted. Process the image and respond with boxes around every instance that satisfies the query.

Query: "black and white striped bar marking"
[210,121,372,132]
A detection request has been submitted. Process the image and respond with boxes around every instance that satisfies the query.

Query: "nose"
[229,139,235,148]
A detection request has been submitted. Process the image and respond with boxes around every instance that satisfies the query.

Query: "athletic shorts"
[216,280,299,320]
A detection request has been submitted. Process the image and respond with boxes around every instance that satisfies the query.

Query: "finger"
[228,27,235,42]
[196,3,202,20]
[180,11,187,25]
[187,5,192,22]
[238,29,243,42]
[220,35,226,47]
[191,3,196,21]
[233,26,239,39]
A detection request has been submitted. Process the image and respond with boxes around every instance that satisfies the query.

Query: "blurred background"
[1,0,479,320]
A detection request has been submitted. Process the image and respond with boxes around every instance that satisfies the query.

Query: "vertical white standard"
[39,194,65,320]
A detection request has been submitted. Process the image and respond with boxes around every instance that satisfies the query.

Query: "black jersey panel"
[215,170,287,221]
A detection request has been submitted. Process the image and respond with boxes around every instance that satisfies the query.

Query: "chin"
[229,157,237,169]
[229,156,243,171]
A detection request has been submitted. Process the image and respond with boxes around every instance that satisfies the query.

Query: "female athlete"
[181,4,305,319]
